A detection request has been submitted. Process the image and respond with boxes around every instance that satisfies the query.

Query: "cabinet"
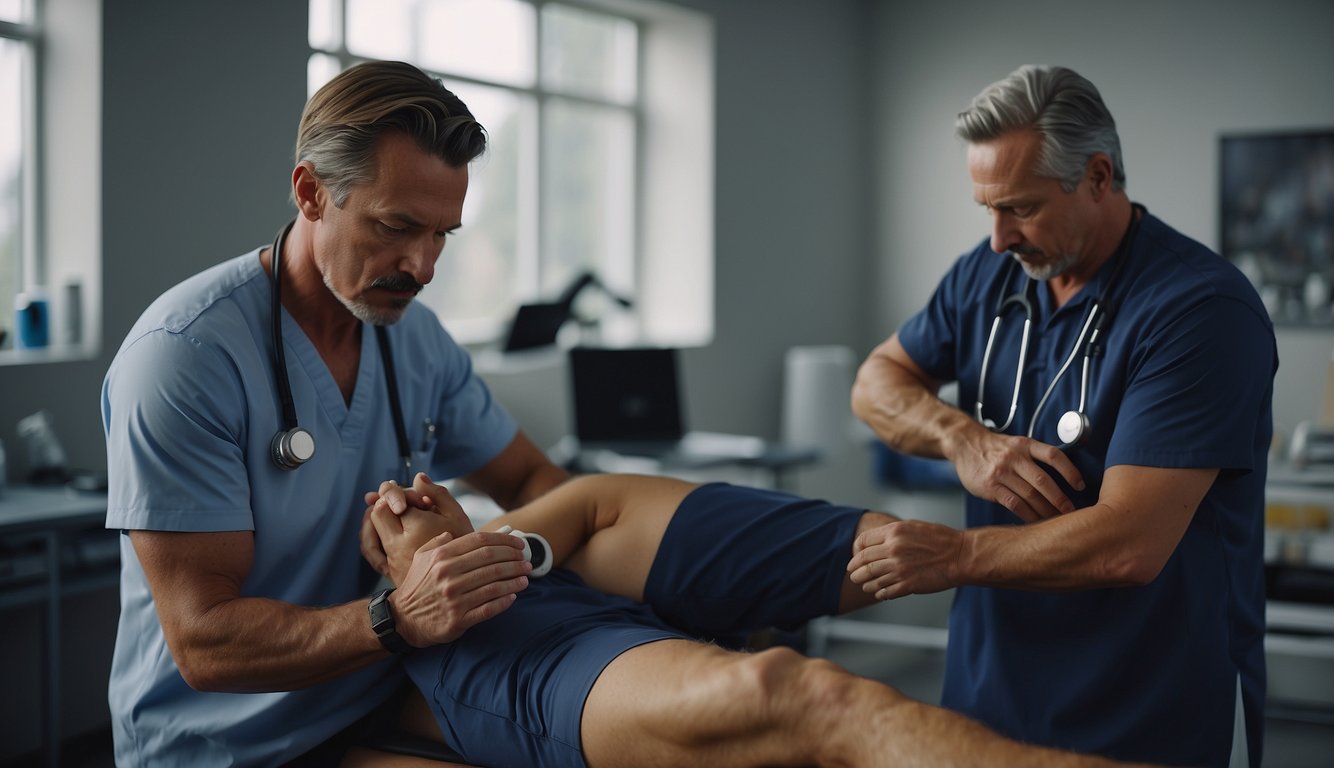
[1262,463,1334,714]
[0,485,115,767]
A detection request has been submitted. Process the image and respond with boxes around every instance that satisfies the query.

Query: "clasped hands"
[359,473,532,647]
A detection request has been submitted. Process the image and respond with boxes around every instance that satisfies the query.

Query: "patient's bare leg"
[380,474,890,617]
[481,473,694,600]
[485,474,890,616]
[581,640,1144,768]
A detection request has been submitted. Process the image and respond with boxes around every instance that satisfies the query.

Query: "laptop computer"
[503,302,569,352]
[568,347,767,464]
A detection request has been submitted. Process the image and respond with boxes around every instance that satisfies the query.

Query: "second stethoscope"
[974,206,1141,447]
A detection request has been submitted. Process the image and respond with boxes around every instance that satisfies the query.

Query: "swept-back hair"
[295,60,487,206]
[956,65,1125,192]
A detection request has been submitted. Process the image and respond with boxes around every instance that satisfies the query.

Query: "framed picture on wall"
[1219,129,1334,325]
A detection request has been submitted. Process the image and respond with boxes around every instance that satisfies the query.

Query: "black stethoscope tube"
[268,220,412,478]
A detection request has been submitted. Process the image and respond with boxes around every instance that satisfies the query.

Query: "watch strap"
[368,587,412,654]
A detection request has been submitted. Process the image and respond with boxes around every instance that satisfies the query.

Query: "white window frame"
[0,0,102,366]
[309,0,713,349]
[1,5,42,354]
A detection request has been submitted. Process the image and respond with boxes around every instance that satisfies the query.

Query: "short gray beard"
[323,272,407,326]
[1013,249,1081,281]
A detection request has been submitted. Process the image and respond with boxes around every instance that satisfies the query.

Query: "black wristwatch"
[368,588,412,654]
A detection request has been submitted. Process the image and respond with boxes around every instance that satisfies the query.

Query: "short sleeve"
[1106,296,1274,472]
[897,253,974,382]
[102,329,254,532]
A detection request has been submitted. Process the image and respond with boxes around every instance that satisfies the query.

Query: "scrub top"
[101,249,518,766]
[897,209,1275,767]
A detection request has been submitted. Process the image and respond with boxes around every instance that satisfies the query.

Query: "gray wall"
[867,0,1334,443]
[673,0,872,438]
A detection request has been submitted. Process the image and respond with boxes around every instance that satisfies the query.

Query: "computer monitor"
[568,347,684,442]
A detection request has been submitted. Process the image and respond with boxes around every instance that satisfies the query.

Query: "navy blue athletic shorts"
[403,483,866,767]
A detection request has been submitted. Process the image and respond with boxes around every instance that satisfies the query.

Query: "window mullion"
[531,0,546,297]
[628,15,645,337]
[26,0,44,289]
[311,0,649,338]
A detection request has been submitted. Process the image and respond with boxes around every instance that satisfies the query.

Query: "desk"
[0,485,114,768]
[555,433,820,489]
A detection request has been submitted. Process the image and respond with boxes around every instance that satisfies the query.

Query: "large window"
[0,0,101,364]
[0,1,36,352]
[311,0,647,343]
[309,0,712,348]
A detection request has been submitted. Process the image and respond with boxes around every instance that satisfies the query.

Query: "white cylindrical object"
[496,525,553,577]
[782,345,856,452]
[519,531,553,577]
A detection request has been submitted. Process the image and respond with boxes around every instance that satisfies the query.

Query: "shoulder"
[1127,213,1271,332]
[115,251,269,354]
[108,251,269,390]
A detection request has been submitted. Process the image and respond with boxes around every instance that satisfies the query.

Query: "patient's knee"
[727,647,861,716]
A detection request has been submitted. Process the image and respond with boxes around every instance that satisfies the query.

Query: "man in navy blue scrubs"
[850,65,1275,767]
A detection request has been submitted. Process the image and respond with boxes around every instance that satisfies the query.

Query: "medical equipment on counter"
[974,206,1141,447]
[17,410,70,484]
[268,220,413,480]
[503,271,633,352]
[497,525,553,577]
[1289,420,1334,468]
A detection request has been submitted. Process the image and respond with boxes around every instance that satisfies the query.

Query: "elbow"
[175,653,224,692]
[1099,551,1167,587]
[850,361,884,424]
[165,631,231,692]
[850,374,871,422]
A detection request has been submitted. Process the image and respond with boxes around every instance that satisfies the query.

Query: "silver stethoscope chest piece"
[271,427,316,469]
[1056,409,1090,446]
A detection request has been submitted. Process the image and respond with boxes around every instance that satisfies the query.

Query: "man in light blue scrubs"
[101,61,569,765]
[850,65,1275,767]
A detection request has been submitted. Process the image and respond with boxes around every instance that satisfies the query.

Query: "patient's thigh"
[561,475,692,602]
[580,638,830,768]
[581,639,730,767]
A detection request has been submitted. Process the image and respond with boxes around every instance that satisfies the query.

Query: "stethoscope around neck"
[974,205,1141,448]
[268,220,414,479]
